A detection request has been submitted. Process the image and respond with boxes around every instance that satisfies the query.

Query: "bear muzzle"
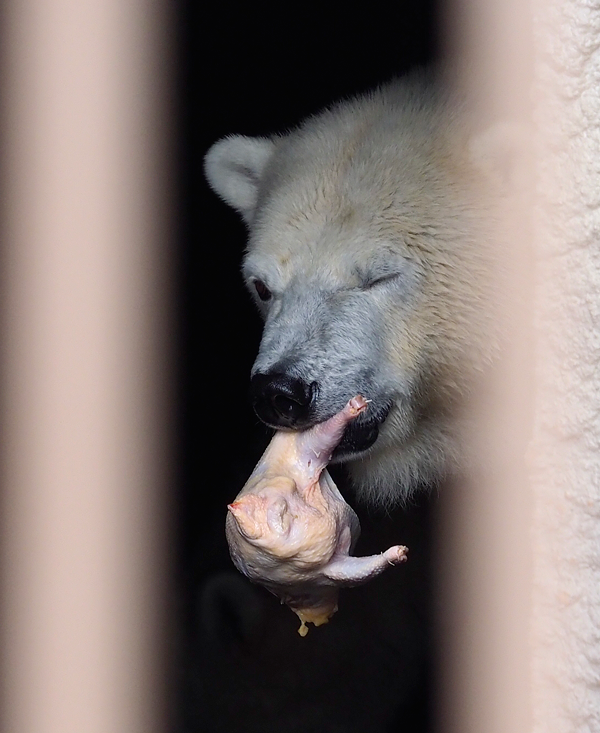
[250,371,393,457]
[250,372,318,429]
[331,400,393,459]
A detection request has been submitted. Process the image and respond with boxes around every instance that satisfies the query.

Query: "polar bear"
[204,72,496,505]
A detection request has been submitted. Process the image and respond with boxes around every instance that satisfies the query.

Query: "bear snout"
[249,372,318,429]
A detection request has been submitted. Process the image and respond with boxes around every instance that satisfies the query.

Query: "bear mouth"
[331,400,392,460]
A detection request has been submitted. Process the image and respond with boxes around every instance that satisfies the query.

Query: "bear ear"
[204,135,276,224]
[468,121,530,193]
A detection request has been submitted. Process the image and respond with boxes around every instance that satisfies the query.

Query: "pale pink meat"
[226,396,408,636]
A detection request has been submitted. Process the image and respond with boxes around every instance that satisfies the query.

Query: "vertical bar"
[436,0,534,732]
[439,0,600,731]
[0,1,173,732]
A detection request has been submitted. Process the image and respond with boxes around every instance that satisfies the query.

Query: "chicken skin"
[226,396,408,636]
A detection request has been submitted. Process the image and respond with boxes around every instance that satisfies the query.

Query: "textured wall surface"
[530,1,600,731]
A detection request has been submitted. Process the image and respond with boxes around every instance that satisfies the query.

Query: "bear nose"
[250,372,317,428]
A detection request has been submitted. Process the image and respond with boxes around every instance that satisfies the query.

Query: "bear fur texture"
[205,72,497,505]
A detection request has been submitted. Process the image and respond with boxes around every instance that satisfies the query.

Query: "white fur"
[205,73,499,505]
[204,135,276,224]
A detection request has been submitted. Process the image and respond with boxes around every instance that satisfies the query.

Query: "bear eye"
[365,272,400,289]
[253,280,272,302]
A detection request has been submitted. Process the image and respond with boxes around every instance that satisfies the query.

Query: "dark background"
[174,6,440,732]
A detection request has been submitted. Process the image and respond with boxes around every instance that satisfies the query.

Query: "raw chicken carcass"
[226,396,408,636]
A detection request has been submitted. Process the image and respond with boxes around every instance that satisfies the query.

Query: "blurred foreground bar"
[0,1,173,732]
[439,0,600,731]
